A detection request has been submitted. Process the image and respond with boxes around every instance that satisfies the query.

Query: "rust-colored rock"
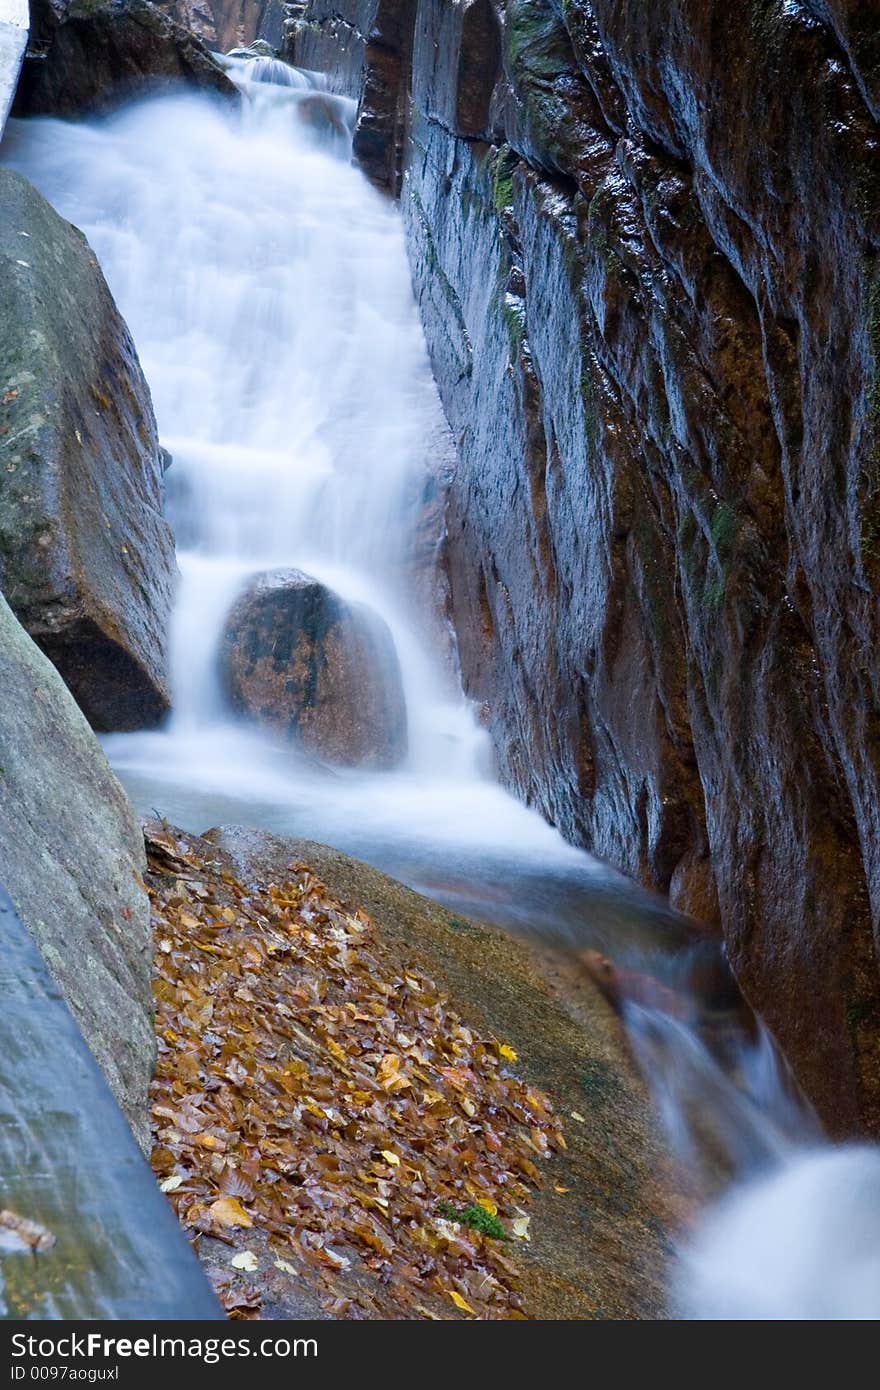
[151,0,285,52]
[221,568,408,769]
[297,0,880,1136]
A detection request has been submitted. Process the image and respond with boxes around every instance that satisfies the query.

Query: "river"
[5,53,879,1320]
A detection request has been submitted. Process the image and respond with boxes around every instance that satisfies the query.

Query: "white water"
[4,57,879,1320]
[3,65,583,890]
[678,1147,880,1319]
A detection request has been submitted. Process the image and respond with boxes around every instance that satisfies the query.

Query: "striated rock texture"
[0,168,176,730]
[0,592,154,1150]
[294,0,880,1136]
[221,569,408,769]
[14,0,238,115]
[288,0,414,191]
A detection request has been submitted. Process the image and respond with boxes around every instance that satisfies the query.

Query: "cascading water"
[4,55,879,1320]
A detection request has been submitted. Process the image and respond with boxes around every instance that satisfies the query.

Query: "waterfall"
[4,56,879,1321]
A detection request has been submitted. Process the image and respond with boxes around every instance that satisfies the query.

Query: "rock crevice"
[292,0,880,1135]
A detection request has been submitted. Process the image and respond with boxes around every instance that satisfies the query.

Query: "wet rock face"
[299,0,880,1134]
[288,0,414,192]
[151,0,286,53]
[221,569,408,769]
[0,593,154,1150]
[0,168,176,731]
[14,0,238,115]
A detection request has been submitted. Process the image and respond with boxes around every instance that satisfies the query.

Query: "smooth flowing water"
[4,57,879,1319]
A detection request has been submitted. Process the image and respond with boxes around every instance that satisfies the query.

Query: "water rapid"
[4,55,878,1320]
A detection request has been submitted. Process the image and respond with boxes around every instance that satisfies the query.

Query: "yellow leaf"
[381,1150,401,1167]
[209,1197,253,1229]
[448,1290,475,1315]
[221,906,235,922]
[159,1175,183,1193]
[570,1110,586,1123]
[274,1258,298,1276]
[230,1251,258,1272]
[511,1216,531,1242]
[497,1042,518,1063]
[194,1133,225,1151]
[477,1198,497,1216]
[461,1097,476,1117]
[553,1185,569,1194]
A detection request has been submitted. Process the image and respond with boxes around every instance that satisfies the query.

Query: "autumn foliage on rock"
[146,825,566,1318]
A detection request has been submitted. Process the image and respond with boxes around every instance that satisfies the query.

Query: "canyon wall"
[290,0,880,1135]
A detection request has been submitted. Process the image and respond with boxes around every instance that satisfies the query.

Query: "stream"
[4,54,880,1320]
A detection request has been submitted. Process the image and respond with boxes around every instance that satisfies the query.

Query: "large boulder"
[221,568,408,769]
[14,0,238,116]
[0,0,28,137]
[0,592,154,1150]
[0,168,176,731]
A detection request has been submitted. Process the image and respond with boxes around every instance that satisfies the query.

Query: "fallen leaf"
[570,1110,586,1123]
[231,1251,259,1272]
[209,1197,253,1229]
[159,1175,183,1193]
[511,1216,531,1242]
[553,1185,569,1194]
[146,831,565,1322]
[193,1133,226,1151]
[448,1290,476,1315]
[497,1043,518,1063]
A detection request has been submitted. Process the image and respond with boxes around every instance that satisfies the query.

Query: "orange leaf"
[209,1197,253,1229]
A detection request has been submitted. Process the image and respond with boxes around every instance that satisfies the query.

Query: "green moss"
[437,1202,509,1240]
[703,573,727,614]
[710,502,738,563]
[447,916,470,933]
[579,368,600,446]
[582,1059,620,1105]
[408,186,470,358]
[505,0,564,80]
[490,144,518,216]
[698,502,739,613]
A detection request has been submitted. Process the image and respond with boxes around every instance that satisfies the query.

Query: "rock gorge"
[2,0,880,1322]
[290,0,880,1135]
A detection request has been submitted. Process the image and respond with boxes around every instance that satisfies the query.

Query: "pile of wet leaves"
[145,825,566,1319]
